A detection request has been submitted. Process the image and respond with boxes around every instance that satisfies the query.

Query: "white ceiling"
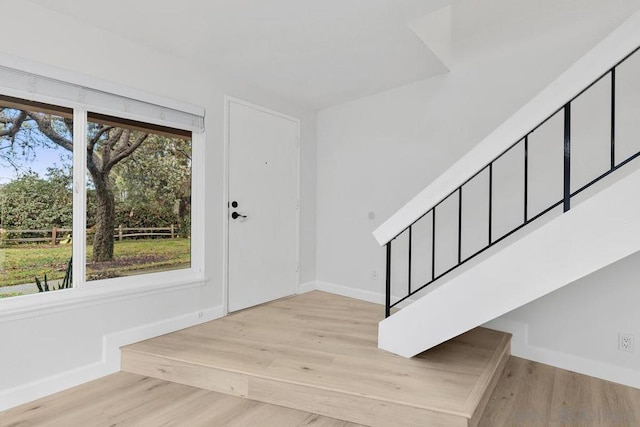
[26,0,451,110]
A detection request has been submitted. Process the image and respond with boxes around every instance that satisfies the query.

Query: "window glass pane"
[85,115,191,282]
[0,98,73,298]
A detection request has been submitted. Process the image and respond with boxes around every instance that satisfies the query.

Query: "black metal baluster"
[408,226,412,296]
[564,104,571,212]
[524,137,529,223]
[431,208,436,281]
[385,242,391,318]
[383,47,640,316]
[458,187,463,264]
[489,163,493,244]
[611,68,616,170]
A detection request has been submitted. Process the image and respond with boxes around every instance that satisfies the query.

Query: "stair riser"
[122,349,468,426]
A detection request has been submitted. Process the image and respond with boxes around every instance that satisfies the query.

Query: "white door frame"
[222,96,301,315]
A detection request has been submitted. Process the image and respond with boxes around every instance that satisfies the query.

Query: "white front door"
[227,98,299,312]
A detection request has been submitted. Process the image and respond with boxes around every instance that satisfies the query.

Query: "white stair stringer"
[379,166,640,358]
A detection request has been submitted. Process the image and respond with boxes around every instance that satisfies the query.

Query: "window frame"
[0,83,205,320]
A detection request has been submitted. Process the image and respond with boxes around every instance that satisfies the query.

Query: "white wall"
[0,1,316,410]
[374,4,640,246]
[486,253,640,388]
[316,0,640,380]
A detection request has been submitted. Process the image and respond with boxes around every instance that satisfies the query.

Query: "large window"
[85,114,192,282]
[0,97,73,298]
[0,94,196,299]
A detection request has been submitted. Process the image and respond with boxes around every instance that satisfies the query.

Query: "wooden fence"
[0,225,177,245]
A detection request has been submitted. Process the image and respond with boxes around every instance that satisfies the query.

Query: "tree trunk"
[91,171,115,262]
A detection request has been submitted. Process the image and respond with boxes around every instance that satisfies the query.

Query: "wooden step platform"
[121,291,510,427]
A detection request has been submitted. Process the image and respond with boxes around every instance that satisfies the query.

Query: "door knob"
[232,212,247,220]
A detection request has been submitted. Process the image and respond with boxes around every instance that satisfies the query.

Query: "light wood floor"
[480,356,640,427]
[120,291,510,426]
[4,356,640,426]
[0,372,363,427]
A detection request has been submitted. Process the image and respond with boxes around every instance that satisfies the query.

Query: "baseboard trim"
[485,317,640,390]
[314,281,384,304]
[0,305,223,412]
[103,305,224,373]
[0,359,110,413]
[303,281,416,308]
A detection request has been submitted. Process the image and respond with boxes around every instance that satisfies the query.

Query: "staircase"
[376,11,640,357]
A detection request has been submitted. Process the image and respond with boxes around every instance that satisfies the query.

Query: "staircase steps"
[121,291,510,427]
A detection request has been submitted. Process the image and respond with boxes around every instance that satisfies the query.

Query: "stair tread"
[122,291,510,426]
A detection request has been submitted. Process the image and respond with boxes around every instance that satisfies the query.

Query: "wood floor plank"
[0,372,365,427]
[5,353,640,426]
[248,376,467,427]
[262,354,477,411]
[1,372,154,427]
[482,356,557,426]
[123,291,508,421]
[467,334,511,427]
[122,350,250,397]
[548,368,594,426]
[480,356,640,427]
[119,291,510,425]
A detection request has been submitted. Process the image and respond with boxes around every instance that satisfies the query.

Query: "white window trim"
[0,276,206,324]
[0,62,206,320]
[73,108,88,286]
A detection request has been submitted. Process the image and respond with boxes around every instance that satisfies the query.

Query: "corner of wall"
[298,281,318,295]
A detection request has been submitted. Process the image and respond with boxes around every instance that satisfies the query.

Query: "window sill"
[0,273,207,323]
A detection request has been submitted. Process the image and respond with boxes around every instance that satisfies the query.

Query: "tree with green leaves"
[110,134,191,235]
[0,168,73,230]
[1,106,190,262]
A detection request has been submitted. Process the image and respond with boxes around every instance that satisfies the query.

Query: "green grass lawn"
[0,238,190,287]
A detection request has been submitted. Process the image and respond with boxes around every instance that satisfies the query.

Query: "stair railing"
[385,44,640,318]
